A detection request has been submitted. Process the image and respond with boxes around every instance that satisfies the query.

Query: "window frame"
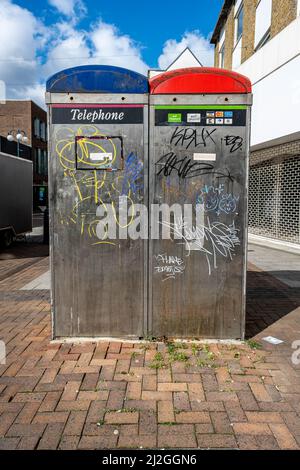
[34,118,40,138]
[235,2,244,46]
[255,27,271,51]
[254,0,272,50]
[219,41,225,68]
[40,121,46,141]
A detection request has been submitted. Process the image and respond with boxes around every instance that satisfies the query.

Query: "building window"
[254,0,272,50]
[218,25,226,68]
[34,119,47,141]
[256,29,271,50]
[34,118,40,138]
[232,1,243,69]
[43,150,48,175]
[219,42,225,68]
[35,148,47,176]
[37,148,42,174]
[40,121,46,141]
[235,3,244,44]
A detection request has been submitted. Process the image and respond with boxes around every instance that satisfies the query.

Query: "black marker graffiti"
[170,126,217,149]
[156,152,234,181]
[224,135,243,153]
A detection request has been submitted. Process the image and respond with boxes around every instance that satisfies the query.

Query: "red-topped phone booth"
[148,67,252,339]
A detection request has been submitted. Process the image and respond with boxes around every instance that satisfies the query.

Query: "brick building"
[211,0,300,250]
[0,100,48,209]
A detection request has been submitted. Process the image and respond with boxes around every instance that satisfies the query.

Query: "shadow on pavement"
[246,269,300,339]
[0,240,49,260]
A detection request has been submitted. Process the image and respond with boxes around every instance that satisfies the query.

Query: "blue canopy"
[46,65,148,94]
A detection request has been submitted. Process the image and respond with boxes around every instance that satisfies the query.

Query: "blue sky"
[0,0,223,105]
[17,0,223,67]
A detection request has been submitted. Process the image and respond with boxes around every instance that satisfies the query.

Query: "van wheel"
[1,230,13,248]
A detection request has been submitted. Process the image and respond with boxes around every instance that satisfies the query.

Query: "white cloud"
[0,2,149,108]
[158,31,214,70]
[0,0,45,86]
[0,2,212,109]
[42,20,148,83]
[90,21,148,75]
[11,83,46,109]
[43,23,90,77]
[48,0,86,17]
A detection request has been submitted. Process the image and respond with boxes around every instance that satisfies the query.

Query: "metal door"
[48,100,147,338]
[149,97,250,339]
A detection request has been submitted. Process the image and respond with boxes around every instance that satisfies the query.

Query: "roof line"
[210,0,234,44]
[0,99,46,113]
[166,47,203,70]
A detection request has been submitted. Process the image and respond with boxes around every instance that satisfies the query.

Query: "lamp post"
[7,129,28,157]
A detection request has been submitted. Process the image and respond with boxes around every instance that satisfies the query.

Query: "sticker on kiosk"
[168,113,182,123]
[187,113,201,123]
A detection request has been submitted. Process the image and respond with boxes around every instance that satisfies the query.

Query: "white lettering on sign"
[193,153,216,161]
[70,109,125,122]
[90,152,113,161]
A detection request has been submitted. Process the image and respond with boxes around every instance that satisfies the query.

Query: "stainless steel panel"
[48,103,147,338]
[46,93,148,105]
[149,97,250,339]
[150,94,252,106]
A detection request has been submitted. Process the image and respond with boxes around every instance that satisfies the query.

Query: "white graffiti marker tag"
[154,254,186,281]
[160,216,240,276]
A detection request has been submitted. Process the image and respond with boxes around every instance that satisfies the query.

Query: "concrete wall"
[237,15,300,146]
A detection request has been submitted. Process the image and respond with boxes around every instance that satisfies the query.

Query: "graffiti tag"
[156,152,234,181]
[154,254,186,281]
[196,185,239,215]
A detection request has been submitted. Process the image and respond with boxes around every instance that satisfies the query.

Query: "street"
[0,241,299,449]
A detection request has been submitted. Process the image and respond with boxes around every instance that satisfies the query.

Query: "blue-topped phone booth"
[46,65,149,338]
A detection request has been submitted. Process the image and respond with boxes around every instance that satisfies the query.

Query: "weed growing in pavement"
[149,352,167,369]
[247,340,262,350]
[166,342,189,363]
[191,343,199,356]
[169,351,189,363]
[143,335,157,342]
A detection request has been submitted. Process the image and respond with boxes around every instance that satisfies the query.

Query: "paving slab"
[0,241,299,449]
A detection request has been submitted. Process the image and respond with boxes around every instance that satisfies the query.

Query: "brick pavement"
[0,243,299,450]
[246,261,300,338]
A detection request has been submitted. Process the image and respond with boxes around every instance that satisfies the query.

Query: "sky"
[0,0,223,107]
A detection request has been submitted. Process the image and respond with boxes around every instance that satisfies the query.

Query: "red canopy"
[149,67,252,95]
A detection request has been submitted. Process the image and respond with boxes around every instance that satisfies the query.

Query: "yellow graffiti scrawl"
[54,125,142,246]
